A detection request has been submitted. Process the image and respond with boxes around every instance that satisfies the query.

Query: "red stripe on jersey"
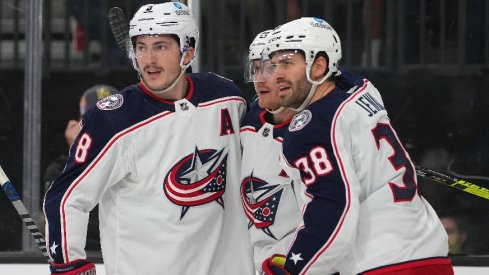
[274,137,283,143]
[301,79,370,274]
[362,257,453,275]
[60,111,173,262]
[259,110,293,129]
[198,96,246,107]
[138,76,195,104]
[240,126,256,133]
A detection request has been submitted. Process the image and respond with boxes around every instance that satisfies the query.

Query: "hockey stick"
[0,166,53,263]
[108,7,129,54]
[414,163,489,200]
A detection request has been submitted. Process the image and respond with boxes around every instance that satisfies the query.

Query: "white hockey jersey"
[240,101,302,271]
[279,71,450,274]
[43,73,254,275]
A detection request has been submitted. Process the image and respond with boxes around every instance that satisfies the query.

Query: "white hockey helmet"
[265,17,341,111]
[244,29,272,83]
[249,29,272,61]
[266,17,341,81]
[128,1,199,70]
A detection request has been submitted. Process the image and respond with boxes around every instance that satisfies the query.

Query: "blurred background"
[0,0,488,267]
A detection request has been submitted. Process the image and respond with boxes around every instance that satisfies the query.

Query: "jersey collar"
[138,76,194,104]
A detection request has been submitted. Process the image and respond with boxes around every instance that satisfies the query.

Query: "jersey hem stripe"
[360,256,452,275]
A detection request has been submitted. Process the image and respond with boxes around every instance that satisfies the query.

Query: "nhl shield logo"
[96,94,123,111]
[289,110,312,132]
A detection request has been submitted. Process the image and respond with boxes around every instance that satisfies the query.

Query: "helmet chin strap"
[152,68,185,94]
[292,83,318,112]
[292,67,330,112]
[267,106,285,114]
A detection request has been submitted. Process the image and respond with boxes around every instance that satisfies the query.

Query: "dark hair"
[269,49,334,80]
[131,34,195,54]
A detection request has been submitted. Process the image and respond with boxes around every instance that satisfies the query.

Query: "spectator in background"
[43,84,119,192]
[41,84,118,251]
[440,213,468,256]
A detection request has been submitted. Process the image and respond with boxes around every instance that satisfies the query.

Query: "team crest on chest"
[164,147,228,219]
[96,94,123,111]
[289,110,312,132]
[240,173,284,239]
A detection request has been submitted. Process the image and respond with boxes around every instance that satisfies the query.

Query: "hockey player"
[240,30,301,272]
[44,2,253,275]
[261,18,454,274]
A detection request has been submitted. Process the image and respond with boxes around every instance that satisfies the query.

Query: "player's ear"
[311,55,328,81]
[183,47,195,66]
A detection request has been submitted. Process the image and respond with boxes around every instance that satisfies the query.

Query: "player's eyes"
[136,46,147,53]
[154,44,167,52]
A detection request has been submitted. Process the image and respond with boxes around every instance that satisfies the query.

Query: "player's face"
[269,51,310,109]
[252,60,282,111]
[135,35,182,92]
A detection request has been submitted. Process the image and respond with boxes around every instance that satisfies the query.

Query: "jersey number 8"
[75,133,93,164]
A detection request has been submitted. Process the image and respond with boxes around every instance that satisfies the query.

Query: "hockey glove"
[50,259,96,275]
[262,254,290,275]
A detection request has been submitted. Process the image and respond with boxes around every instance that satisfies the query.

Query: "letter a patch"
[220,108,235,136]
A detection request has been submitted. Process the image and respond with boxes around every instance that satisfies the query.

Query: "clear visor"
[244,59,267,83]
[264,50,307,79]
[245,50,306,83]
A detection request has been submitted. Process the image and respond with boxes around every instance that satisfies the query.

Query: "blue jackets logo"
[289,110,312,132]
[241,174,283,239]
[164,147,228,219]
[96,94,123,111]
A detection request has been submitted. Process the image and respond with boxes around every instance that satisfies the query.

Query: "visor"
[244,58,268,83]
[264,50,306,79]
